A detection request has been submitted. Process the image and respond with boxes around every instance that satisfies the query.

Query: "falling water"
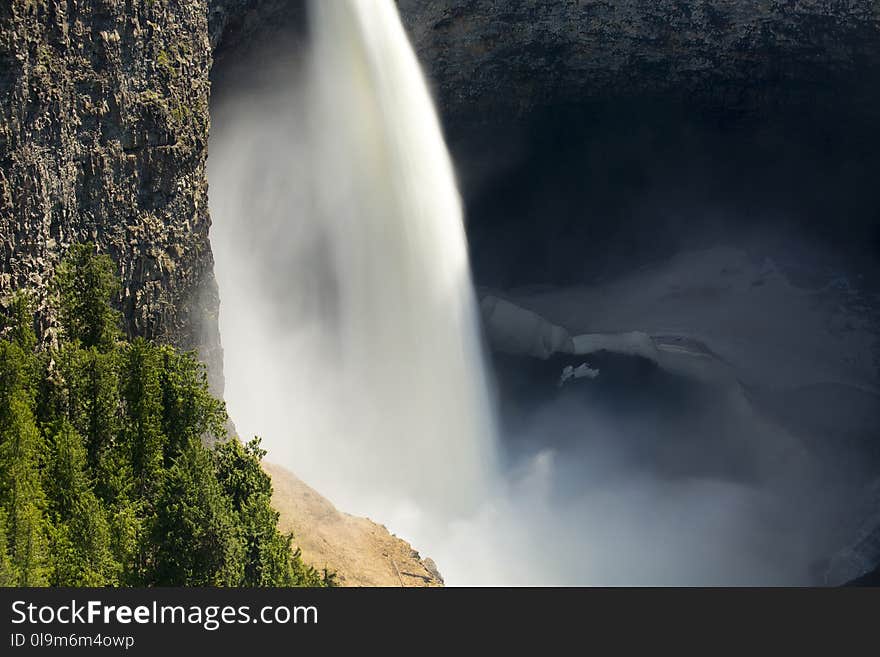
[208,0,826,587]
[209,0,497,543]
[306,0,498,512]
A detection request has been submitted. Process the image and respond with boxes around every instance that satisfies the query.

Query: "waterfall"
[207,0,864,588]
[209,0,497,544]
[306,0,498,513]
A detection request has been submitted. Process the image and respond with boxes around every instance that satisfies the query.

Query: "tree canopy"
[0,244,331,587]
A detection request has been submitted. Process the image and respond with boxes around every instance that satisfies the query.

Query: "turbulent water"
[209,0,497,547]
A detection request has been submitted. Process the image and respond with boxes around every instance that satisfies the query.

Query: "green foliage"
[122,339,166,499]
[52,243,121,350]
[214,438,329,587]
[51,343,124,500]
[0,509,17,585]
[156,49,173,75]
[2,291,37,352]
[0,340,50,585]
[149,438,243,586]
[44,420,118,586]
[158,346,226,459]
[0,246,330,588]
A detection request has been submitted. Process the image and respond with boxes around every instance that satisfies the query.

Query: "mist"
[209,0,499,578]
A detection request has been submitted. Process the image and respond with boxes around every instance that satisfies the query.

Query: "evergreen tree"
[0,245,332,588]
[44,420,119,585]
[52,243,120,351]
[82,348,122,497]
[150,437,244,586]
[214,437,328,586]
[0,508,16,585]
[51,345,123,501]
[2,291,38,353]
[159,346,226,460]
[0,341,50,586]
[122,339,166,501]
[106,498,143,586]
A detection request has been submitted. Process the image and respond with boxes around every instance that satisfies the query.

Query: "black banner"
[0,587,877,652]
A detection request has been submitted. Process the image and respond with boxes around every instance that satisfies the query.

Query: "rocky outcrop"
[0,0,222,391]
[264,462,443,587]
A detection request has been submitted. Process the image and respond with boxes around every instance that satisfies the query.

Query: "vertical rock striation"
[0,0,222,391]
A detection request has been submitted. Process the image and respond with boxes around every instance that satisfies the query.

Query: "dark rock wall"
[0,0,222,391]
[209,0,305,54]
[398,0,880,125]
[392,1,880,287]
[206,0,880,124]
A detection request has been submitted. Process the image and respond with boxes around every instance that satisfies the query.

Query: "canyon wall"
[0,0,221,390]
[398,0,880,125]
[209,1,880,125]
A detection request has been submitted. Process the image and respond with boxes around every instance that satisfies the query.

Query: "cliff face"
[207,1,880,125]
[0,0,221,390]
[397,0,880,126]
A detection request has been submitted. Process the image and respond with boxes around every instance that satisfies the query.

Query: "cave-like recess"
[211,0,880,289]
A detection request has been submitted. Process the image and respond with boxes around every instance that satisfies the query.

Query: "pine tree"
[158,346,227,460]
[2,291,38,353]
[0,245,332,588]
[82,348,125,501]
[0,508,17,585]
[52,244,121,351]
[150,437,244,586]
[106,498,143,586]
[214,437,328,586]
[44,420,119,585]
[122,339,166,501]
[0,341,50,586]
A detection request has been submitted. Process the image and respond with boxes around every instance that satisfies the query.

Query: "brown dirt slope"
[264,462,443,587]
